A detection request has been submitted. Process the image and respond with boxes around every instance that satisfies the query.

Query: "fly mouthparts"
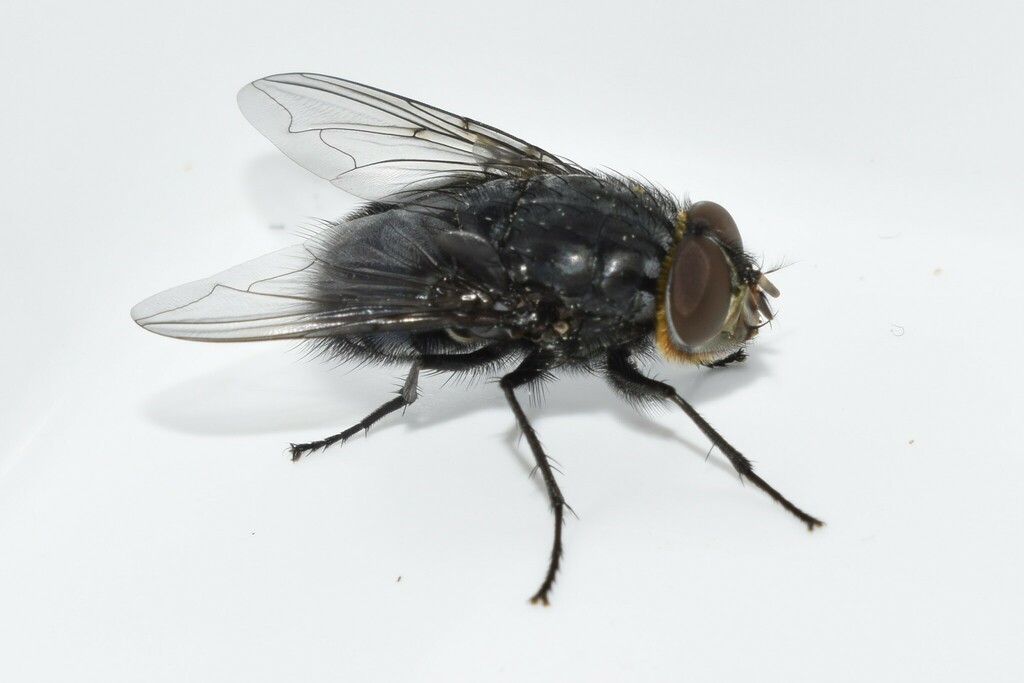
[756,272,780,298]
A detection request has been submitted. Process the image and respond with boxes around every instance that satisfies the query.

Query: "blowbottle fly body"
[133,74,822,604]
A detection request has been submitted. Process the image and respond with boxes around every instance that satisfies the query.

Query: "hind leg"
[289,345,510,460]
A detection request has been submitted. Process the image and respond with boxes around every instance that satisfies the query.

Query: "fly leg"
[289,346,511,460]
[500,353,567,605]
[604,348,823,530]
[289,362,422,461]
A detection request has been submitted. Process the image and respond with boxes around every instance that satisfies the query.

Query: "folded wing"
[131,219,510,342]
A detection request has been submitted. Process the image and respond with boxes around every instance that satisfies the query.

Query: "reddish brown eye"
[688,201,742,249]
[668,235,732,347]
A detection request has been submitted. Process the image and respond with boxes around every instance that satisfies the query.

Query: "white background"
[2,1,1022,681]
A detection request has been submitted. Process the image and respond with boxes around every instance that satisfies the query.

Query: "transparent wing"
[130,245,468,342]
[237,73,586,200]
[131,245,353,341]
[132,227,507,342]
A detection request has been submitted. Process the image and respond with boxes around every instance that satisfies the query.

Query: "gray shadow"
[144,343,777,481]
[242,153,358,231]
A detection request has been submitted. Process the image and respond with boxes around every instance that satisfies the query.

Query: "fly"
[132,73,823,605]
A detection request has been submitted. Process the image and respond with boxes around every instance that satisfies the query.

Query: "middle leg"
[499,353,568,605]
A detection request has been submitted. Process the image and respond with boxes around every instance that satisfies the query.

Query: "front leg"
[604,348,823,530]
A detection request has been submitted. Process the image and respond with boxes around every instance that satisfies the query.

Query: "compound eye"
[668,235,732,347]
[687,201,742,249]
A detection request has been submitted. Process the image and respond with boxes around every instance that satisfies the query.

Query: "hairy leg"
[289,346,510,460]
[499,353,568,605]
[604,348,823,530]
